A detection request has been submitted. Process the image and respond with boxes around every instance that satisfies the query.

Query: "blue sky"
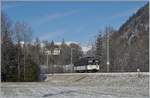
[2,1,147,46]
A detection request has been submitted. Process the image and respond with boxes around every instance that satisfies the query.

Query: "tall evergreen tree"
[96,31,103,61]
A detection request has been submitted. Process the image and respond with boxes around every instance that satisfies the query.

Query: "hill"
[109,3,149,72]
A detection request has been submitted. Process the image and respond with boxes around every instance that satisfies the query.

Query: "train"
[74,56,100,72]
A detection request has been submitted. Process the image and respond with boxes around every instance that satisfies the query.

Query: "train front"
[74,57,100,72]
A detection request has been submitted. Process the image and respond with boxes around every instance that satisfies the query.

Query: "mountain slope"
[110,3,149,72]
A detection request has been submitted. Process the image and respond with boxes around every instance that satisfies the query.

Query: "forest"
[1,3,149,82]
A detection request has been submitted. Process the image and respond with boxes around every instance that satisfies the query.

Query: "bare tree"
[14,21,33,81]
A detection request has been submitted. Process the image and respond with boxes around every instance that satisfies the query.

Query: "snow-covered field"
[1,73,149,98]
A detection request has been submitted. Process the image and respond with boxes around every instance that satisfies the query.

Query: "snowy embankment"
[1,72,149,98]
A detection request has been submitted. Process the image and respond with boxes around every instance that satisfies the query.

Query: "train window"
[88,60,93,63]
[74,57,100,66]
[95,60,99,63]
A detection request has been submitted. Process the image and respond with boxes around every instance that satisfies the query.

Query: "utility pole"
[47,53,49,73]
[23,43,26,81]
[70,48,75,72]
[17,42,20,81]
[45,48,60,74]
[106,26,110,72]
[71,48,73,65]
[45,50,50,73]
[47,51,51,73]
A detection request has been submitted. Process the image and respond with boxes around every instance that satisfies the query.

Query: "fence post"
[137,68,140,78]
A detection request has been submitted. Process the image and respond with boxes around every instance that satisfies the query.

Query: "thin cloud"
[80,7,139,32]
[39,30,65,41]
[2,2,27,9]
[31,10,80,27]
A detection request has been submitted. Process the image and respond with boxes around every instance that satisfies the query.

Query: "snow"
[81,46,92,53]
[55,41,78,46]
[1,73,149,98]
